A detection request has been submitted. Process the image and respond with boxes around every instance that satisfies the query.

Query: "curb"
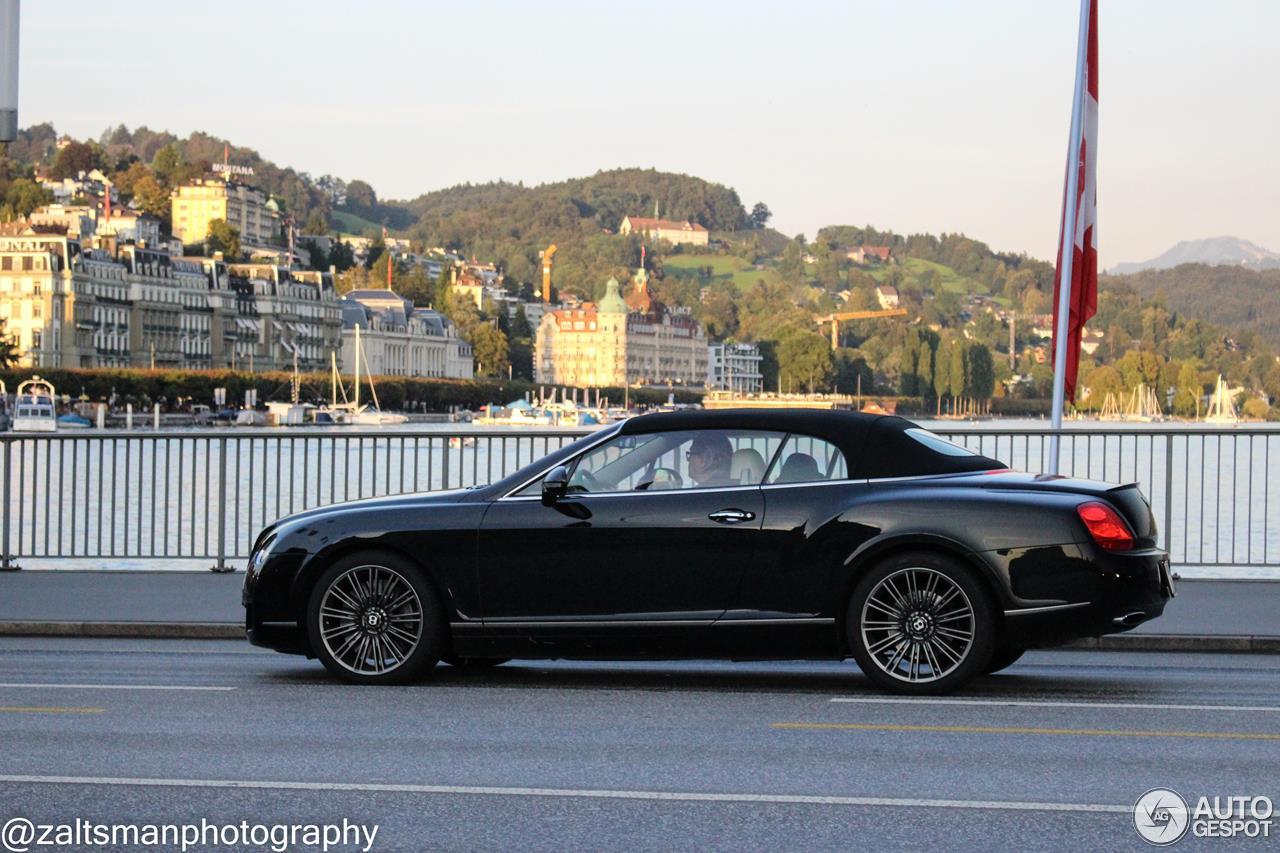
[0,621,1278,652]
[0,621,243,639]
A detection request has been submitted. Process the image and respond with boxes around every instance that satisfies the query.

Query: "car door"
[734,432,876,620]
[477,428,782,623]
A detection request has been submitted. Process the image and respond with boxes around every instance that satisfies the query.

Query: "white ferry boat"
[12,376,58,432]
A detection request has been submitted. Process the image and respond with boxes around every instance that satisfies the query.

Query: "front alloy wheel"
[308,553,442,684]
[848,553,994,694]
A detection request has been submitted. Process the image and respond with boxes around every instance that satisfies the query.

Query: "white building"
[99,211,162,247]
[707,342,764,393]
[340,289,473,379]
[875,285,900,309]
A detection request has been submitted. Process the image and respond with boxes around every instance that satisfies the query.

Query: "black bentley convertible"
[243,410,1173,694]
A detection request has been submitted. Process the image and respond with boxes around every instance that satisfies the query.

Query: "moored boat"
[12,377,58,432]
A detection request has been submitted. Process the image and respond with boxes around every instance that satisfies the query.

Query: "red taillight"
[1077,501,1135,551]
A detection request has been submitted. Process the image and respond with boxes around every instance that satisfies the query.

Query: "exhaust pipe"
[1112,611,1147,628]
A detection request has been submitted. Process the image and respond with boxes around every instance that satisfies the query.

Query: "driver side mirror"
[541,464,570,505]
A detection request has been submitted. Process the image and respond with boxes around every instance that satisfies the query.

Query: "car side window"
[517,429,784,495]
[767,434,848,484]
[568,433,668,493]
[639,430,782,491]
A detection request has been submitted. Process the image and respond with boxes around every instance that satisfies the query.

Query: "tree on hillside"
[303,210,329,235]
[206,219,241,261]
[777,329,833,392]
[346,180,377,210]
[966,344,996,399]
[468,322,510,378]
[151,143,185,188]
[948,340,966,399]
[1,179,53,220]
[834,350,872,394]
[48,140,101,180]
[1173,361,1202,416]
[750,202,772,229]
[1083,365,1123,411]
[131,175,171,225]
[328,240,356,272]
[700,284,739,341]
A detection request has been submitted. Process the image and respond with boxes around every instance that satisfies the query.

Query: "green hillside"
[329,208,384,237]
[391,168,756,300]
[1106,264,1280,349]
[663,254,779,292]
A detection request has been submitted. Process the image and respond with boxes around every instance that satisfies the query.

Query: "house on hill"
[619,216,709,247]
[875,285,899,309]
[848,245,893,264]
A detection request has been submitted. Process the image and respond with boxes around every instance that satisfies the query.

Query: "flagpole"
[1048,0,1093,476]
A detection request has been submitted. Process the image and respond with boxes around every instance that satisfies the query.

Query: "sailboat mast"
[354,324,361,410]
[330,351,337,407]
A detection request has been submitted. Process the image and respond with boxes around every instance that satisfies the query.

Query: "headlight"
[248,534,276,577]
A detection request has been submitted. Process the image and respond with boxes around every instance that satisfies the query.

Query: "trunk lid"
[975,471,1158,547]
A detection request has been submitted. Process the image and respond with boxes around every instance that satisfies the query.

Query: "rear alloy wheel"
[848,552,995,695]
[308,552,443,685]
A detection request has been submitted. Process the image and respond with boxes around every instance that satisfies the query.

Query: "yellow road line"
[0,706,104,715]
[772,722,1280,741]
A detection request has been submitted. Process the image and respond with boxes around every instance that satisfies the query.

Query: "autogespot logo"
[1134,788,1190,846]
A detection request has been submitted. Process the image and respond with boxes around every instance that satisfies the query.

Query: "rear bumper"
[1001,547,1173,648]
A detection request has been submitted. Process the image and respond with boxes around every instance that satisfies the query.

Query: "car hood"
[252,488,479,553]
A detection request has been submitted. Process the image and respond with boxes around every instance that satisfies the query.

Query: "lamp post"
[0,1,18,143]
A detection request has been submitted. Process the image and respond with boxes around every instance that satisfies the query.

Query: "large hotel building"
[534,268,708,387]
[0,226,471,378]
[170,177,280,248]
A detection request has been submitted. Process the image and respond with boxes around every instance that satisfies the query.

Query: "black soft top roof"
[620,409,1003,479]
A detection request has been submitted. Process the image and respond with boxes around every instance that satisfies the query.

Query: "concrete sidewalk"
[0,570,1277,651]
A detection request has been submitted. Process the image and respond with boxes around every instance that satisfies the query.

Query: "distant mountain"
[1110,236,1280,274]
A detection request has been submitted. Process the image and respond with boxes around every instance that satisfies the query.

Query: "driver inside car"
[686,433,735,487]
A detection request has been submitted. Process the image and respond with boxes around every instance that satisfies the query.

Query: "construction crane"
[540,244,557,303]
[814,308,907,348]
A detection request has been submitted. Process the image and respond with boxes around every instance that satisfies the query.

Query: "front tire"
[307,551,444,685]
[847,551,996,695]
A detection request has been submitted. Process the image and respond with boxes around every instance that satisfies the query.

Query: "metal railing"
[0,426,1277,571]
[0,429,589,571]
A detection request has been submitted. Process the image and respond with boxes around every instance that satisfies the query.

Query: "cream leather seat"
[729,448,766,485]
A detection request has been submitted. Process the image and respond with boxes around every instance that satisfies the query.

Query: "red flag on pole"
[1051,0,1098,405]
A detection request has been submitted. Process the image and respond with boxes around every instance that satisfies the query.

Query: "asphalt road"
[0,639,1277,851]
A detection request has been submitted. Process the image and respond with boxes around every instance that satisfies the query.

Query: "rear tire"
[847,551,996,695]
[984,645,1026,674]
[307,551,444,685]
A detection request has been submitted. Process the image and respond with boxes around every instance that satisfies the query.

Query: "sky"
[16,0,1280,267]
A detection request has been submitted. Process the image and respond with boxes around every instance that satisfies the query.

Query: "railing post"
[441,436,450,491]
[1163,433,1175,555]
[210,435,231,572]
[1,438,18,571]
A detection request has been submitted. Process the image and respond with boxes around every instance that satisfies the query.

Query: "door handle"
[708,508,755,524]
